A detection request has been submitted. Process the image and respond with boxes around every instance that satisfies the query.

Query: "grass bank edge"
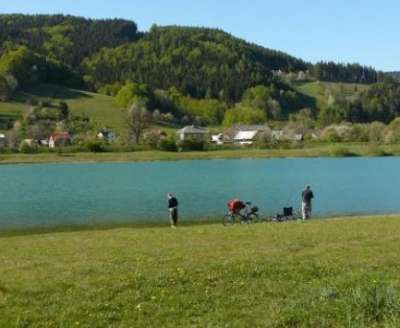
[1,214,399,238]
[0,143,400,164]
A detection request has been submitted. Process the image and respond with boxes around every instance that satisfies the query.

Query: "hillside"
[0,84,128,133]
[83,25,309,102]
[294,81,370,109]
[0,14,138,68]
[0,14,378,102]
[1,216,400,326]
[0,14,395,132]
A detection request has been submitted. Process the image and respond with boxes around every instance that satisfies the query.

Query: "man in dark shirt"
[301,185,314,220]
[167,193,179,227]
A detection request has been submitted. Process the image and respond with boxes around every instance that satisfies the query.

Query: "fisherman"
[301,185,314,220]
[167,193,179,228]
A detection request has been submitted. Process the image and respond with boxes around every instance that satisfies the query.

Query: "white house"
[211,133,224,145]
[234,130,260,145]
[177,125,208,141]
[233,125,270,145]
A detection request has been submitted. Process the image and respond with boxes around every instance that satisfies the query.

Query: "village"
[0,122,308,153]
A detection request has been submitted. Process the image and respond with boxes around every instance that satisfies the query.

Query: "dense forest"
[0,14,138,67]
[1,13,399,130]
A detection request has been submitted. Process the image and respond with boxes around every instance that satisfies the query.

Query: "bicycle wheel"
[222,214,235,226]
[247,213,259,223]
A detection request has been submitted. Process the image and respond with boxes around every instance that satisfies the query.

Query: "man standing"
[301,185,314,220]
[167,193,179,228]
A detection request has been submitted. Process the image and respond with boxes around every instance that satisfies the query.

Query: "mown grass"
[0,143,399,165]
[1,216,400,327]
[294,81,370,109]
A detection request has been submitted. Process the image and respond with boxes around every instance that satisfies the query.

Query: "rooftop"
[177,125,208,134]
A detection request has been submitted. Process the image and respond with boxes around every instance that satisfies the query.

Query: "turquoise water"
[0,157,399,229]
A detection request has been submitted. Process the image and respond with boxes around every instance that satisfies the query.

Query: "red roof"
[50,132,71,141]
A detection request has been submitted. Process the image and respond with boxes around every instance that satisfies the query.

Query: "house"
[234,130,260,145]
[0,133,6,147]
[211,133,224,145]
[49,132,71,148]
[177,125,208,141]
[97,129,117,143]
[233,125,271,145]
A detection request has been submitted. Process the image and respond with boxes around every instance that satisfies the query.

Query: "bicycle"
[222,202,259,225]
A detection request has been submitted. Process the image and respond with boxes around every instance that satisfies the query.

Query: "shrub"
[178,139,206,151]
[85,140,107,153]
[19,142,38,154]
[158,138,178,152]
[321,128,342,143]
[368,122,386,143]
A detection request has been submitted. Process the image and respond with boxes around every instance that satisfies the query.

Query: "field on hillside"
[294,81,370,109]
[0,84,128,133]
[1,216,400,327]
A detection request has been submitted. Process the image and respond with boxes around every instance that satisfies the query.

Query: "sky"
[0,0,398,71]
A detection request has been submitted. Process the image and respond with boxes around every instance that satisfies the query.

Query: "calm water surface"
[0,157,399,229]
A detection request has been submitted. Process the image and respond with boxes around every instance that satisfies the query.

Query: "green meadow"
[0,84,128,134]
[294,81,370,109]
[1,216,400,327]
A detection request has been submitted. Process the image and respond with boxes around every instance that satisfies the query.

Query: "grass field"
[0,84,128,133]
[294,81,370,109]
[0,143,398,165]
[1,216,400,327]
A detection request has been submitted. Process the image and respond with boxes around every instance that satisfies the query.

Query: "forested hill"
[0,14,139,67]
[83,25,309,102]
[0,14,380,104]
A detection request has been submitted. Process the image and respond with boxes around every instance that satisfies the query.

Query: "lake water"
[0,157,399,229]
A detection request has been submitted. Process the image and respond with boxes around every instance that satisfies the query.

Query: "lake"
[0,157,399,230]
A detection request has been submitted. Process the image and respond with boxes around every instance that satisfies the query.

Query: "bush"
[158,138,178,152]
[85,140,107,153]
[368,122,386,143]
[19,142,38,154]
[178,139,206,151]
[321,128,342,143]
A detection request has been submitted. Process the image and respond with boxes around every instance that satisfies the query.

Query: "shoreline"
[1,214,398,238]
[0,143,399,165]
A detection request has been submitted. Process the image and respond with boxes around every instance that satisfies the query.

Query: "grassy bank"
[1,216,400,326]
[0,143,399,165]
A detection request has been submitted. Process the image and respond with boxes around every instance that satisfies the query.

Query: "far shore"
[0,143,399,165]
